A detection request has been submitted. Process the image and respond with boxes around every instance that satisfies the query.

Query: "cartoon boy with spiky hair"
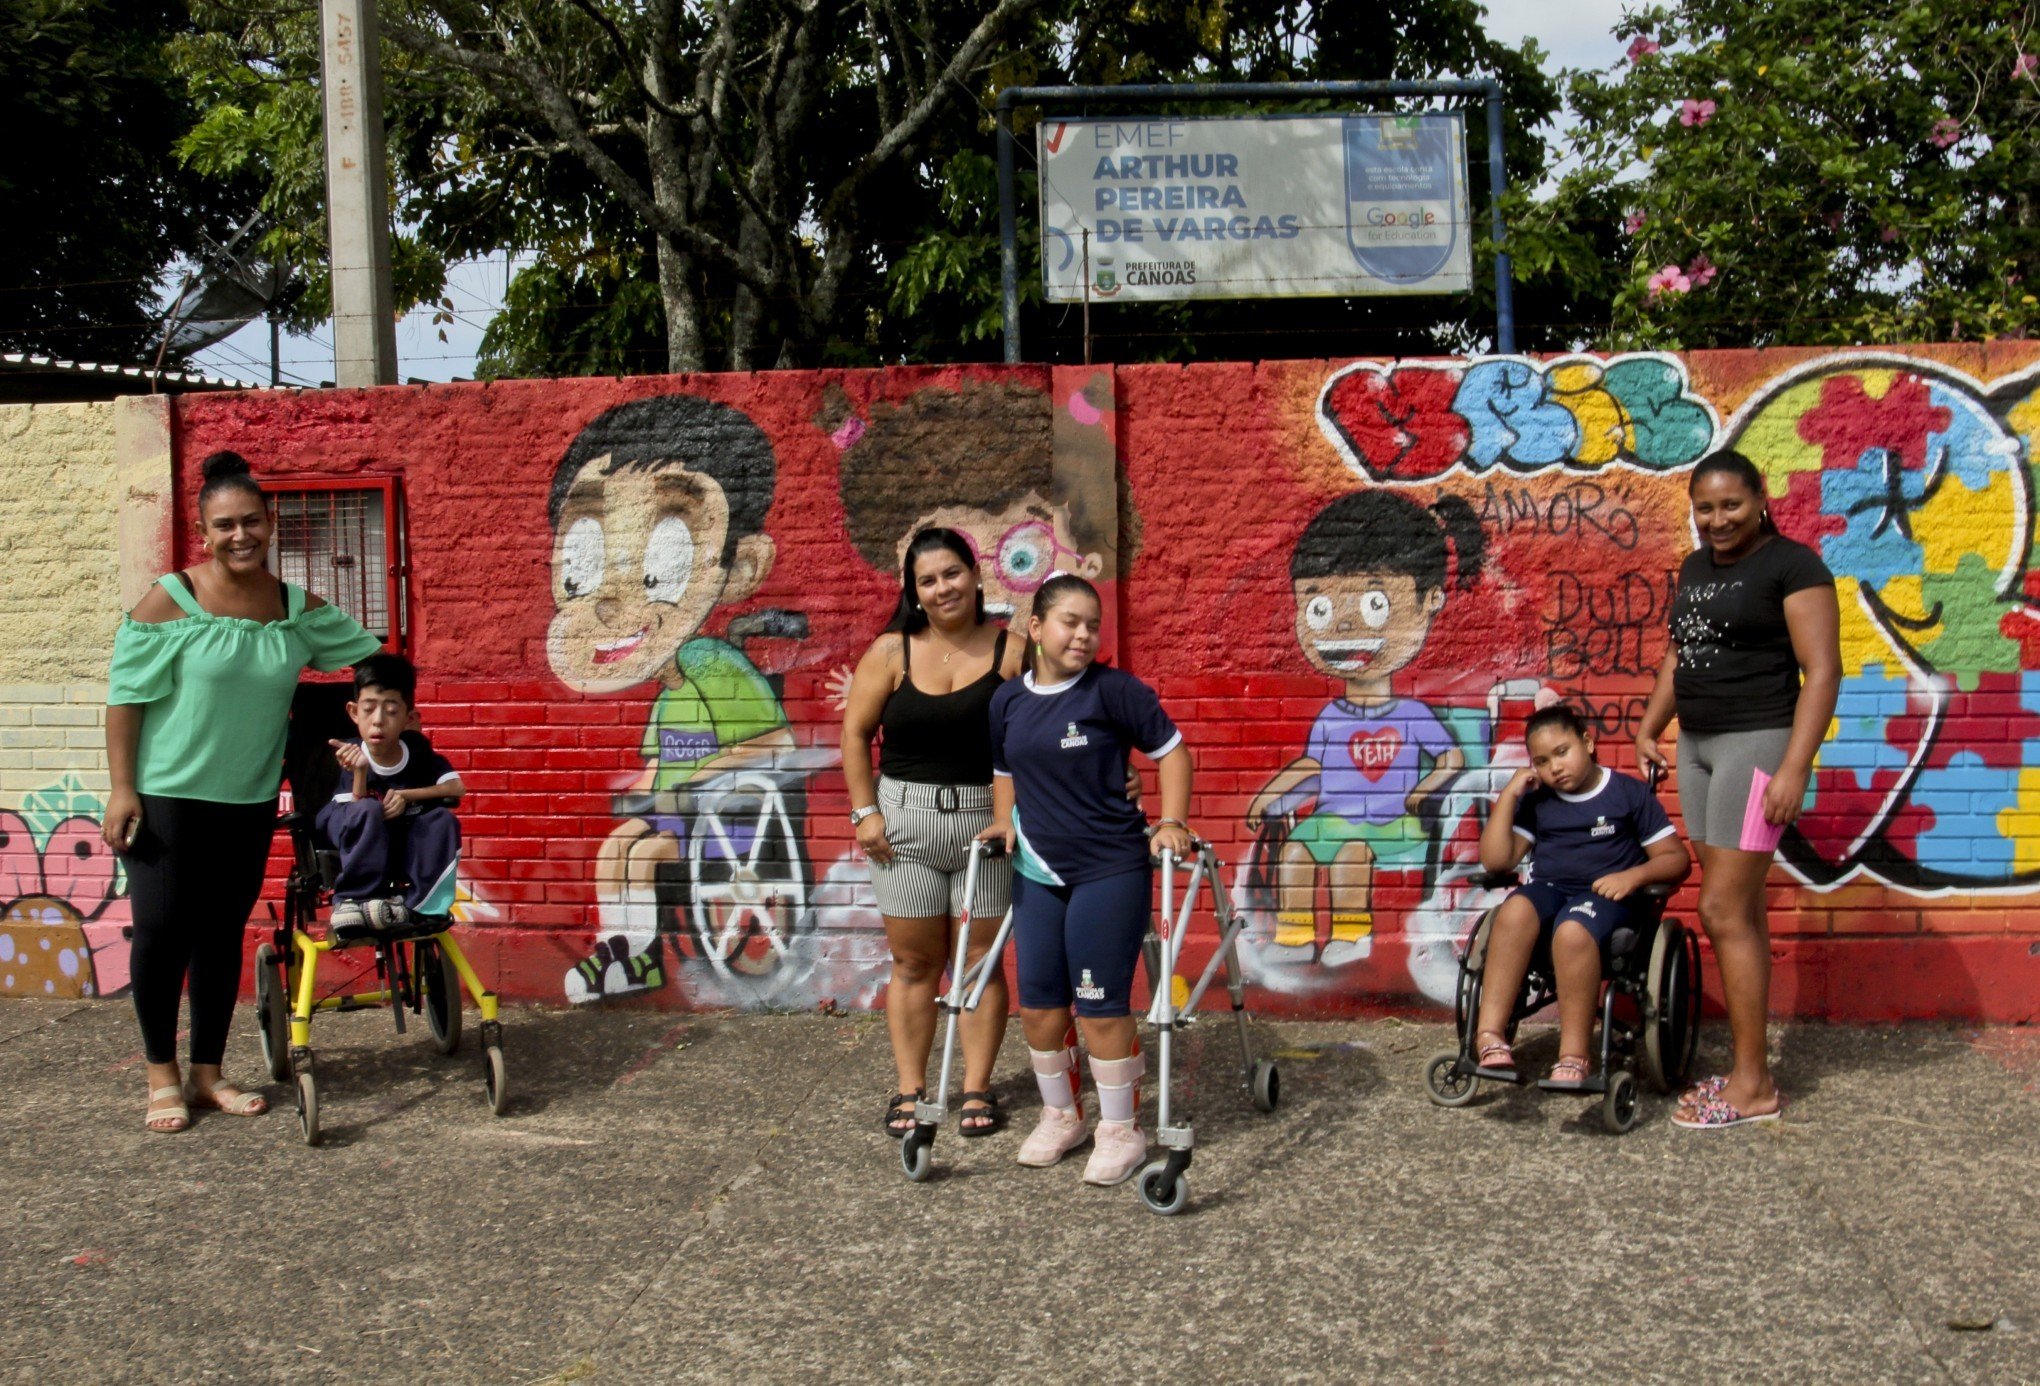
[548,394,792,1003]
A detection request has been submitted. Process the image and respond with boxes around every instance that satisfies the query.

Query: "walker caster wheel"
[483,1043,508,1115]
[1251,1060,1280,1113]
[294,1063,321,1146]
[1602,1069,1639,1134]
[255,943,290,1083]
[901,1130,934,1182]
[1425,1051,1480,1107]
[1137,1160,1190,1216]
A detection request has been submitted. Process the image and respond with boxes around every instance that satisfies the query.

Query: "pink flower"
[1646,264,1692,301]
[1679,99,1717,127]
[1880,225,1900,243]
[1685,254,1718,288]
[1627,35,1661,63]
[1623,211,1648,235]
[2015,53,2038,80]
[1929,116,1961,148]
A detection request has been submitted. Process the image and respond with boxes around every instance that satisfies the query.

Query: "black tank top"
[878,628,1008,786]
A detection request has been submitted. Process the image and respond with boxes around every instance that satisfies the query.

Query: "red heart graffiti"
[1321,365,1469,481]
[1348,728,1404,781]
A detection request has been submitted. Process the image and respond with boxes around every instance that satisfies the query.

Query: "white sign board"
[1037,113,1472,303]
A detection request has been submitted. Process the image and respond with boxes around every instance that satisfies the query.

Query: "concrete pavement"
[1,997,2036,1383]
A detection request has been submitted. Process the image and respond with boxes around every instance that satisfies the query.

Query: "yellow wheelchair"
[252,685,507,1145]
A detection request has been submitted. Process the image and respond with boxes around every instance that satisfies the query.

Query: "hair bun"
[199,450,254,483]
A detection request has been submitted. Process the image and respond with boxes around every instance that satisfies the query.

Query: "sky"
[183,0,1634,388]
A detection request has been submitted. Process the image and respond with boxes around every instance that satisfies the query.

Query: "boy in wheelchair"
[1470,704,1688,1089]
[314,654,464,939]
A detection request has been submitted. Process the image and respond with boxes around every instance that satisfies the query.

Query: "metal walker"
[1134,841,1281,1214]
[901,839,1015,1181]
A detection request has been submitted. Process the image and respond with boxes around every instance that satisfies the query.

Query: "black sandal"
[957,1091,1004,1138]
[883,1089,924,1138]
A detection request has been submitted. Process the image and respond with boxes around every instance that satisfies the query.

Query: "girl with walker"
[981,573,1194,1187]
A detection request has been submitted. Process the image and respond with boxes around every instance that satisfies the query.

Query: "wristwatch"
[849,804,881,826]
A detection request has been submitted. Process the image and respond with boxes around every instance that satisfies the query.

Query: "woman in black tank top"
[842,528,1026,1138]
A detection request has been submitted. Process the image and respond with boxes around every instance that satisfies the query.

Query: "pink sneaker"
[1082,1120,1148,1186]
[1015,1105,1089,1167]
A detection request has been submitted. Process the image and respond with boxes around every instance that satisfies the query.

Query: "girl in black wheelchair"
[1472,705,1688,1090]
[317,655,465,937]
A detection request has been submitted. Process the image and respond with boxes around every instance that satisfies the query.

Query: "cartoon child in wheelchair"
[1245,490,1488,968]
[549,394,822,1003]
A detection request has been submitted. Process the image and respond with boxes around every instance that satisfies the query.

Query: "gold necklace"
[926,627,972,664]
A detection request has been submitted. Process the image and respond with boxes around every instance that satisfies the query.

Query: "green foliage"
[1529,0,2040,348]
[0,0,255,362]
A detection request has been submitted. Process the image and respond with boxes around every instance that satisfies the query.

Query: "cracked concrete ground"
[1,997,2035,1383]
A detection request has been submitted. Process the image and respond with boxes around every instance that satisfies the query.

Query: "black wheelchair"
[1422,870,1702,1133]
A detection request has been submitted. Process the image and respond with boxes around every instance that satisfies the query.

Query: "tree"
[0,1,256,364]
[178,0,1564,374]
[1516,0,2040,348]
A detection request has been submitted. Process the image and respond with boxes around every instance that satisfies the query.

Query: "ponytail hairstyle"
[1027,572,1102,680]
[1290,489,1487,596]
[1688,448,1779,534]
[197,450,266,513]
[885,527,984,634]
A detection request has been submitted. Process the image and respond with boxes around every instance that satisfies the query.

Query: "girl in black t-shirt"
[1636,450,1840,1130]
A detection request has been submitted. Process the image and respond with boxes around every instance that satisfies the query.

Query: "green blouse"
[108,575,385,804]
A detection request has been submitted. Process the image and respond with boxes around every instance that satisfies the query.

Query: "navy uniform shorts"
[1507,878,1637,949]
[1011,866,1151,1018]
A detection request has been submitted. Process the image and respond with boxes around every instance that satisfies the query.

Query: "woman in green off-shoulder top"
[105,452,382,1133]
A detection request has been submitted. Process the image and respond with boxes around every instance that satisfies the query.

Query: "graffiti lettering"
[1542,570,1677,680]
[1480,481,1642,550]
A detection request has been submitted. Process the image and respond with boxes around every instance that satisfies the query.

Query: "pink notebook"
[1739,768,1788,854]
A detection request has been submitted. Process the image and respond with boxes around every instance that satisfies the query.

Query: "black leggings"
[125,794,275,1066]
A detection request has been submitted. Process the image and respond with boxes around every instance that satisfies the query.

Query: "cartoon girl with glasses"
[831,375,1137,641]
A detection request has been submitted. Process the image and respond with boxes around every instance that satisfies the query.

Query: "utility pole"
[320,0,397,386]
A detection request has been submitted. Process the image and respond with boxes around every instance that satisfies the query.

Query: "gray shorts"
[1677,727,1796,850]
[868,776,1012,921]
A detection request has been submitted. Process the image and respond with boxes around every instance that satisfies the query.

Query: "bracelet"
[849,804,881,826]
[1157,817,1188,829]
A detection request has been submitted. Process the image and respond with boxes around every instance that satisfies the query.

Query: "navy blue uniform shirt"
[990,665,1182,885]
[1512,766,1675,891]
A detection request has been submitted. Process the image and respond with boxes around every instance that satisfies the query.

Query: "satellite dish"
[157,215,304,358]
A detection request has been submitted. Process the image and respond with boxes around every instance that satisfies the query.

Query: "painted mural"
[140,345,2040,1023]
[0,779,130,999]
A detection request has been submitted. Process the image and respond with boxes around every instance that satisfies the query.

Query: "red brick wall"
[171,346,2040,1021]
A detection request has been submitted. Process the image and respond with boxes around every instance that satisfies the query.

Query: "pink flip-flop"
[1671,1092,1784,1130]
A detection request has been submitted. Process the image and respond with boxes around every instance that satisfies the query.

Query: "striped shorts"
[868,776,1012,921]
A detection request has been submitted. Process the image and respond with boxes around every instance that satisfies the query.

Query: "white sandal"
[145,1085,190,1133]
[185,1078,268,1117]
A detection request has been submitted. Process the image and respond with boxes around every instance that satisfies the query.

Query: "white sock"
[597,887,661,955]
[1089,1052,1145,1125]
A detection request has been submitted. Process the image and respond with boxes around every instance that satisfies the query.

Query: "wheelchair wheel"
[1451,910,1495,1037]
[1424,1051,1480,1107]
[483,1042,509,1115]
[1642,922,1704,1093]
[417,940,462,1056]
[688,772,811,979]
[1601,1070,1639,1134]
[294,1062,321,1146]
[254,943,291,1083]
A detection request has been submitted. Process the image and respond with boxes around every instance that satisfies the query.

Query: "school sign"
[1038,113,1473,303]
